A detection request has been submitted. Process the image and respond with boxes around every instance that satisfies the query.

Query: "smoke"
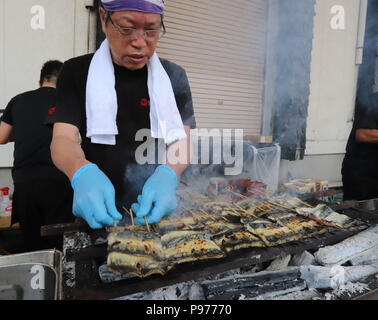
[271,0,316,160]
[356,0,378,110]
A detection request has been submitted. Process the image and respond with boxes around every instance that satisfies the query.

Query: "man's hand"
[132,165,178,225]
[72,164,122,229]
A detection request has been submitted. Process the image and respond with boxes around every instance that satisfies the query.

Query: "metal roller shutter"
[157,0,268,136]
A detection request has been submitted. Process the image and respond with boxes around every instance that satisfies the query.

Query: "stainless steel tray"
[0,250,62,300]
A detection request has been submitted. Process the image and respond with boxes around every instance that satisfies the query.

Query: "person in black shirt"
[0,60,74,251]
[48,0,196,229]
[342,93,378,201]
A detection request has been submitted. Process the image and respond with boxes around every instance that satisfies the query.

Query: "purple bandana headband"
[101,0,164,14]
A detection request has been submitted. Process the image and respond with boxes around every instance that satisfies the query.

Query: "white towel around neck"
[86,39,187,145]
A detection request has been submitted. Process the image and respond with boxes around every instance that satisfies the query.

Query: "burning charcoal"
[243,281,307,300]
[300,265,378,289]
[290,250,317,266]
[259,289,320,300]
[349,247,378,266]
[149,281,194,300]
[326,282,370,300]
[265,254,292,271]
[314,225,378,266]
[188,283,205,300]
[202,268,303,300]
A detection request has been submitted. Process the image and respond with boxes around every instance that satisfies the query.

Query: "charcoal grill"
[42,224,368,299]
[40,191,376,300]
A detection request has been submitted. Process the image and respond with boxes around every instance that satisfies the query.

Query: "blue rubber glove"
[72,164,122,229]
[132,165,178,225]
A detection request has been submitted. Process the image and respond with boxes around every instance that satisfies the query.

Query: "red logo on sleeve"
[140,98,149,107]
[48,107,56,115]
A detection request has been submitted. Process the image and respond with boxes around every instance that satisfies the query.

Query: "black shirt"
[1,87,68,183]
[47,54,196,208]
[342,95,378,199]
[344,98,378,167]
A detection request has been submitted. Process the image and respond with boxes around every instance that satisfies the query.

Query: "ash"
[62,232,93,298]
[73,223,378,300]
[324,282,370,300]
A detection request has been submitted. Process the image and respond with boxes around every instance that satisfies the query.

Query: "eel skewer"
[144,216,151,233]
[292,198,314,208]
[123,206,135,227]
[231,202,255,217]
[200,209,217,221]
[228,190,248,199]
[266,200,293,211]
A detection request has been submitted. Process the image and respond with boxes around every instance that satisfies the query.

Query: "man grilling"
[49,0,196,229]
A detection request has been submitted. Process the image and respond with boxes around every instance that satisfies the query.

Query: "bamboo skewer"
[292,198,314,208]
[123,206,135,227]
[228,190,248,199]
[130,208,137,228]
[144,216,151,233]
[266,200,294,211]
[200,209,217,221]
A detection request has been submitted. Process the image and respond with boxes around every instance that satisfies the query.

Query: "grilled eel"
[295,204,355,228]
[107,252,169,277]
[107,230,168,277]
[213,231,265,252]
[204,221,244,237]
[107,230,164,259]
[155,216,205,234]
[161,230,224,264]
[242,217,323,246]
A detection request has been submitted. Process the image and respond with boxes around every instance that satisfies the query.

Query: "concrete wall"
[282,0,366,186]
[306,0,362,155]
[0,0,96,190]
[279,154,346,187]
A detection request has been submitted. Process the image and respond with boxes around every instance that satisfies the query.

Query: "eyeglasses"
[108,14,166,41]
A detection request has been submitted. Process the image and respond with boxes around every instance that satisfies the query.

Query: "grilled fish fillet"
[107,252,168,277]
[107,230,164,259]
[243,217,320,246]
[161,230,224,264]
[155,216,204,234]
[164,239,225,264]
[213,231,265,252]
[296,204,354,228]
[205,221,244,236]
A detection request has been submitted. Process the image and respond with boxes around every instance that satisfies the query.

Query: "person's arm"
[355,129,378,144]
[0,121,13,144]
[165,125,191,181]
[50,122,91,181]
[132,126,192,225]
[51,122,122,229]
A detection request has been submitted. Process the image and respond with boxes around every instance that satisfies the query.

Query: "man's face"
[100,8,162,70]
